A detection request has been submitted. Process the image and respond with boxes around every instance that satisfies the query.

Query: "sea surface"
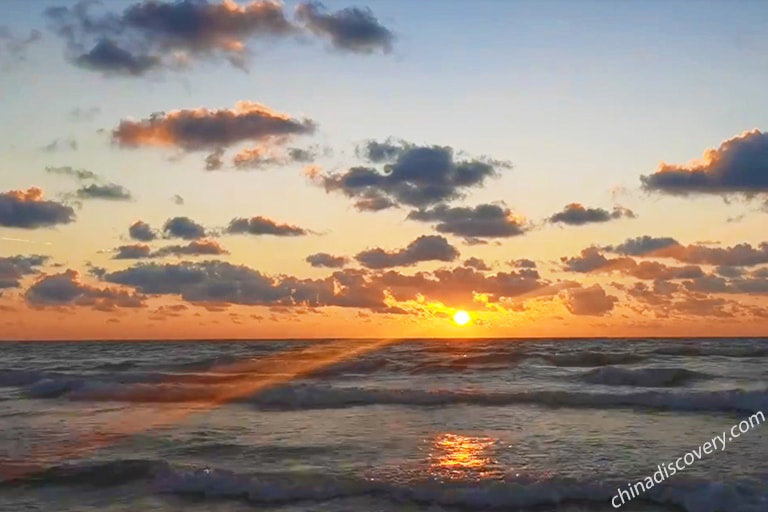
[0,338,767,512]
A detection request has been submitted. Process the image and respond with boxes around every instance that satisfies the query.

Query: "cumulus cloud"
[463,257,490,271]
[101,259,555,311]
[163,216,207,240]
[172,194,185,205]
[113,101,315,151]
[561,247,704,280]
[640,129,768,196]
[407,203,527,240]
[562,284,618,316]
[0,255,49,289]
[604,236,679,256]
[45,165,99,181]
[548,203,636,226]
[355,235,460,269]
[44,1,393,76]
[25,269,144,310]
[314,141,509,210]
[606,237,768,267]
[306,252,348,268]
[295,2,393,54]
[509,258,537,269]
[114,244,152,260]
[153,239,229,257]
[129,220,156,241]
[225,216,307,236]
[0,188,75,229]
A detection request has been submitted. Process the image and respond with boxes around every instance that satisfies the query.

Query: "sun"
[453,310,471,326]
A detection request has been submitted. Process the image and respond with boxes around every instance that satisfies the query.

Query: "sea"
[0,338,766,512]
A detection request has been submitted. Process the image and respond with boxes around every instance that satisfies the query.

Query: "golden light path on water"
[1,337,404,481]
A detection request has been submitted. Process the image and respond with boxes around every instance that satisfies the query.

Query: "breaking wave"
[2,459,765,512]
[580,367,712,387]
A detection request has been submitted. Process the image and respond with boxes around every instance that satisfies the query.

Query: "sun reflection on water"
[427,433,505,481]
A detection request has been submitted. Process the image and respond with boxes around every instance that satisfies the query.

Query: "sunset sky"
[2,0,768,339]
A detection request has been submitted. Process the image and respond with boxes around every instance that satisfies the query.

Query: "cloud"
[295,2,393,54]
[306,252,348,268]
[407,203,527,240]
[0,188,75,229]
[463,257,490,271]
[355,235,460,269]
[561,247,704,280]
[42,138,78,153]
[314,141,509,210]
[509,258,537,269]
[172,194,184,205]
[0,26,41,66]
[45,165,99,181]
[231,144,323,169]
[75,183,133,201]
[603,235,679,256]
[640,129,768,196]
[112,102,316,165]
[225,216,307,236]
[606,237,768,267]
[25,270,144,310]
[129,220,157,241]
[562,284,618,316]
[101,259,556,312]
[153,239,229,257]
[0,255,49,289]
[114,244,151,260]
[45,0,295,75]
[548,203,636,226]
[46,165,133,201]
[163,216,207,240]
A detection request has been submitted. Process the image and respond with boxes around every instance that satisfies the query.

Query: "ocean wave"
[542,352,647,367]
[3,460,765,511]
[580,367,712,387]
[17,375,768,413]
[652,346,768,358]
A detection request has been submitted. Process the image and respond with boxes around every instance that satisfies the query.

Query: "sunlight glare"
[453,310,471,326]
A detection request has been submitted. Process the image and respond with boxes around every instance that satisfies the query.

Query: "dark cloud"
[163,216,207,240]
[225,216,307,236]
[129,220,156,241]
[114,244,151,260]
[640,129,768,196]
[510,258,537,269]
[625,241,768,267]
[153,239,228,257]
[0,188,75,229]
[561,248,704,280]
[407,203,526,239]
[45,0,296,75]
[548,203,636,226]
[77,38,160,76]
[295,1,393,54]
[562,284,618,316]
[604,236,679,256]
[172,194,184,205]
[287,146,321,163]
[463,257,490,271]
[101,259,556,312]
[112,102,315,159]
[75,183,133,201]
[306,252,348,268]
[25,270,144,310]
[355,235,460,269]
[315,141,509,210]
[42,138,78,153]
[0,255,49,289]
[356,138,407,162]
[681,275,768,295]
